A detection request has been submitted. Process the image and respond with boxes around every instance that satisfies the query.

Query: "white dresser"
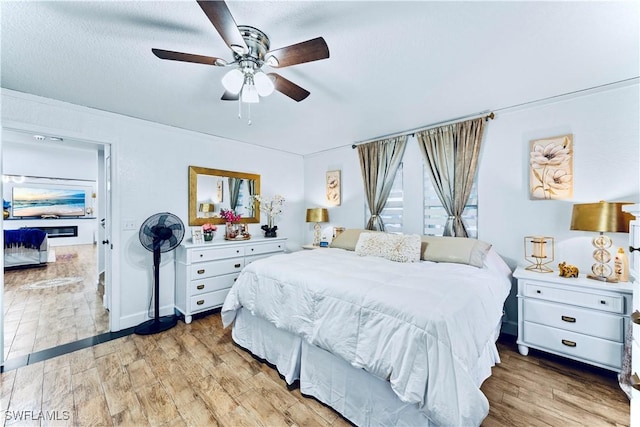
[515,266,633,372]
[175,237,287,323]
[624,204,640,426]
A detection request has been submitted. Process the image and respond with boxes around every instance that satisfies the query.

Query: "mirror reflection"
[189,166,260,226]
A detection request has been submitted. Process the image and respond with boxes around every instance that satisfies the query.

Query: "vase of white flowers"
[253,194,285,238]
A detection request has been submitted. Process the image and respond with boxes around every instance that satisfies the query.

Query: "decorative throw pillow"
[356,232,421,263]
[420,236,492,268]
[385,234,421,263]
[330,229,380,251]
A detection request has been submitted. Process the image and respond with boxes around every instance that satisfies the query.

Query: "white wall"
[1,89,305,331]
[304,82,640,334]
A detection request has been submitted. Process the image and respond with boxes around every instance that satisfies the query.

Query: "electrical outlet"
[123,219,136,231]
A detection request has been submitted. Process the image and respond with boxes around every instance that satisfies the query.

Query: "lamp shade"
[221,69,244,94]
[306,208,329,223]
[570,201,633,233]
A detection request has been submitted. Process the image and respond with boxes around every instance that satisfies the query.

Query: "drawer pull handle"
[632,311,640,325]
[600,300,606,305]
[199,254,203,257]
[630,246,639,253]
[197,269,205,274]
[561,339,576,347]
[234,263,241,268]
[233,278,237,282]
[236,250,240,253]
[251,248,254,251]
[196,300,205,305]
[632,373,640,391]
[536,290,541,294]
[196,284,205,290]
[561,315,576,323]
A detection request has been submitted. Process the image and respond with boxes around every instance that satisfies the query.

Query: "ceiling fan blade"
[197,0,248,55]
[221,91,239,101]
[268,73,310,102]
[267,37,329,68]
[152,48,227,66]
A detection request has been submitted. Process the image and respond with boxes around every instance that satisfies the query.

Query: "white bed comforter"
[222,248,511,426]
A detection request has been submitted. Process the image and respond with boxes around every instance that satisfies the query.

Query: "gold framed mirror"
[188,166,260,226]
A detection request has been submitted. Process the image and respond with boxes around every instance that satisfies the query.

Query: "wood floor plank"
[134,382,180,425]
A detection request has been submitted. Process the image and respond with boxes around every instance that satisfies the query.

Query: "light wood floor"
[0,311,630,426]
[3,244,109,361]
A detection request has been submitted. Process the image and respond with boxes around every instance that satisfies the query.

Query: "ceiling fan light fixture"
[241,83,259,104]
[221,68,244,94]
[254,71,275,97]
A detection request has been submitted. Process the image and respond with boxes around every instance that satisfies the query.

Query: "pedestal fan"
[134,212,185,335]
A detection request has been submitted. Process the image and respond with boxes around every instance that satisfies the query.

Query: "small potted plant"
[253,194,285,238]
[202,223,217,241]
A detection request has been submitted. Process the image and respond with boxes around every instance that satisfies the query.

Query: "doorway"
[1,128,113,365]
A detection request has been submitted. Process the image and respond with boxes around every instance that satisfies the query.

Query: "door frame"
[0,124,120,366]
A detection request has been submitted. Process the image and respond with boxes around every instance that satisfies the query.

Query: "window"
[364,163,403,233]
[423,165,478,238]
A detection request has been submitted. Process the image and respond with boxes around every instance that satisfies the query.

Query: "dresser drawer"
[190,258,244,279]
[189,288,230,312]
[523,298,624,342]
[523,282,624,313]
[192,246,244,262]
[189,273,240,296]
[523,321,622,370]
[245,241,285,256]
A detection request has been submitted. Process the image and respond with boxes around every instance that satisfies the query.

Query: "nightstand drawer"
[523,299,624,342]
[190,258,245,279]
[192,246,243,262]
[189,288,230,312]
[523,321,622,370]
[189,273,240,296]
[523,282,624,313]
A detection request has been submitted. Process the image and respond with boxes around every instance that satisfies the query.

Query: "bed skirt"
[230,307,501,426]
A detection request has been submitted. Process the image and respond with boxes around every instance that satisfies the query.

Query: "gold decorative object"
[524,236,555,273]
[570,201,633,282]
[558,262,579,278]
[306,208,329,246]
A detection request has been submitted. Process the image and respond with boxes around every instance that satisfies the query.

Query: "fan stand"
[134,243,178,335]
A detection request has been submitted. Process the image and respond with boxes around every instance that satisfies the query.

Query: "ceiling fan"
[152,0,329,117]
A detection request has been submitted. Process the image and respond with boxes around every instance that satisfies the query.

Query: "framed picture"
[216,180,224,202]
[529,134,573,200]
[326,170,341,206]
[191,227,204,244]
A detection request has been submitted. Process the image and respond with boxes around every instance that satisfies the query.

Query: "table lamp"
[570,201,633,282]
[306,208,329,246]
[199,203,215,218]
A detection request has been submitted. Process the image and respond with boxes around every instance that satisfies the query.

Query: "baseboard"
[118,305,178,330]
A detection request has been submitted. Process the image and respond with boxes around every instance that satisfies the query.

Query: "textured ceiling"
[1,1,638,155]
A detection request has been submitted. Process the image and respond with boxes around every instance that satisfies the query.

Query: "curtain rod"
[351,111,494,149]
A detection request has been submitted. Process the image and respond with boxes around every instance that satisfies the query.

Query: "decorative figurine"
[558,262,579,278]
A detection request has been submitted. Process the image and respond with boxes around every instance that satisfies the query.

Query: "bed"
[4,228,49,269]
[221,231,512,426]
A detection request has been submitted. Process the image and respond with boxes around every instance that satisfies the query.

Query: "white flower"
[253,194,285,225]
[545,169,572,192]
[530,141,570,168]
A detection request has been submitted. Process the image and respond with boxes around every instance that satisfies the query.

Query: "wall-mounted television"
[12,187,86,218]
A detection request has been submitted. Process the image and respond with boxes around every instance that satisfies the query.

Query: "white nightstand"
[514,266,633,372]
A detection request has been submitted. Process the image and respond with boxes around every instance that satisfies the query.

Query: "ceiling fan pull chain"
[237,97,242,120]
[248,103,252,125]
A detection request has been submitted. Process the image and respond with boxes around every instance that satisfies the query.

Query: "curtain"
[247,179,256,217]
[228,178,243,211]
[416,117,485,237]
[357,136,407,231]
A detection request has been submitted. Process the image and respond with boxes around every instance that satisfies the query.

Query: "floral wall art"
[529,134,573,200]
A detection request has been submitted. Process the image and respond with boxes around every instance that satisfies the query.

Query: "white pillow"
[355,232,421,263]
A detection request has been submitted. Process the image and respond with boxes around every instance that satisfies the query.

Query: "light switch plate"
[123,218,136,230]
